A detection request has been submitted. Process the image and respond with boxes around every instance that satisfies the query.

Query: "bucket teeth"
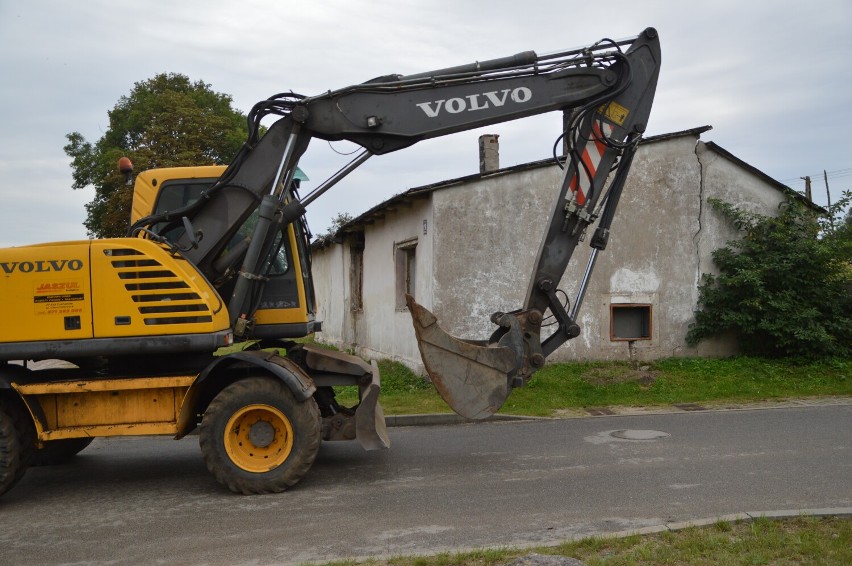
[406,295,517,420]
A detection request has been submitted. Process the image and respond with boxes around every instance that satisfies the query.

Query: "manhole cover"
[609,429,670,440]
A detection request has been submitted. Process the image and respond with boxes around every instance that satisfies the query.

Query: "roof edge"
[312,125,721,246]
[703,141,824,211]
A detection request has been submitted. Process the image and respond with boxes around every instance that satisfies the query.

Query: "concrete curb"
[567,507,852,543]
[384,396,852,426]
[385,413,541,427]
[314,508,852,565]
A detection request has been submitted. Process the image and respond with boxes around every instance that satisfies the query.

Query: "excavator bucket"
[406,295,520,420]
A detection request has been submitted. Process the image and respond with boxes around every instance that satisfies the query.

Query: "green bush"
[687,193,851,359]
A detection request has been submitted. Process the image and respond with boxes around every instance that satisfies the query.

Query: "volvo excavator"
[0,28,660,496]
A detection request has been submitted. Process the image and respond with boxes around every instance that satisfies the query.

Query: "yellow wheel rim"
[224,404,294,473]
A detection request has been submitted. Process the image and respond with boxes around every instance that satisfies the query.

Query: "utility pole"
[824,170,834,229]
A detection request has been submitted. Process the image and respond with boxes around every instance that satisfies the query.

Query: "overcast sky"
[1,1,850,248]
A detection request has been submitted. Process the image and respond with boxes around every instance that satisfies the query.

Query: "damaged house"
[310,126,797,371]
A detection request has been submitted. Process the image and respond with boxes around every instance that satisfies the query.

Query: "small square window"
[610,304,652,341]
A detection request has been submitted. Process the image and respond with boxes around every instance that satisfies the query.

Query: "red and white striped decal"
[569,121,613,205]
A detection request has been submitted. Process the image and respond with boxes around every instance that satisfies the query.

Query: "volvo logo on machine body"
[0,259,84,274]
[416,87,533,118]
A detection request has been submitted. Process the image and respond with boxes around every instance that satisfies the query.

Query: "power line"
[779,167,852,184]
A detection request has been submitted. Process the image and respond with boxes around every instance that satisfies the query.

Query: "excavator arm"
[131,28,661,419]
[403,29,661,418]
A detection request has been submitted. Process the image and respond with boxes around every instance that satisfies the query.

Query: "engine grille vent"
[104,247,213,326]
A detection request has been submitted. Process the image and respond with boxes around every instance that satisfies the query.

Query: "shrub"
[687,193,851,359]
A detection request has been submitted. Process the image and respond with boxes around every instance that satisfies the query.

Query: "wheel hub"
[248,420,275,448]
[223,403,294,473]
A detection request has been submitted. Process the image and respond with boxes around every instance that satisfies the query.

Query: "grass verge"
[317,516,851,565]
[218,338,850,417]
[337,356,850,417]
[500,356,851,417]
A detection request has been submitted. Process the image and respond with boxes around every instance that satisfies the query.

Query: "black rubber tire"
[30,437,94,466]
[0,402,26,497]
[199,377,321,495]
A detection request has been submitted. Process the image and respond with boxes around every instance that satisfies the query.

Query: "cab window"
[153,178,290,277]
[153,180,214,215]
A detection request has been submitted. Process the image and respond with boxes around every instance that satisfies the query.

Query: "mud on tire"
[0,397,34,497]
[199,376,321,495]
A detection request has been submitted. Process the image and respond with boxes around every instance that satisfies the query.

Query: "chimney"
[802,175,812,201]
[479,134,499,174]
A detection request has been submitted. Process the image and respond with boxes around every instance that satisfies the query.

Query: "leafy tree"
[687,192,852,359]
[313,212,355,246]
[65,73,248,237]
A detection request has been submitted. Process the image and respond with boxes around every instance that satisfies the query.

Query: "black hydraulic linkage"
[408,28,661,419]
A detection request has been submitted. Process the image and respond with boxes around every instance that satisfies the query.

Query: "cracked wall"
[314,132,790,367]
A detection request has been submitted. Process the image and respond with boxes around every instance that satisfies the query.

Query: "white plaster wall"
[695,142,787,270]
[577,135,704,360]
[429,135,708,362]
[431,167,562,340]
[314,198,434,369]
[310,242,345,346]
[313,135,791,367]
[356,199,433,369]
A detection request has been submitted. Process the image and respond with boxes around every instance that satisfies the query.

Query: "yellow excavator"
[0,28,660,495]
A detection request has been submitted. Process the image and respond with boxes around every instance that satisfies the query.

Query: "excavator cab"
[129,165,320,341]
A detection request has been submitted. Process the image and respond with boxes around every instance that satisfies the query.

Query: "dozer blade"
[355,360,391,450]
[406,295,518,420]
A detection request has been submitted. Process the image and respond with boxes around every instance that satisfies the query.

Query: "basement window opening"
[610,304,652,341]
[395,238,417,310]
[350,234,364,312]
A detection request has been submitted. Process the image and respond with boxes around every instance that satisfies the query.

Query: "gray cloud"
[1,0,849,248]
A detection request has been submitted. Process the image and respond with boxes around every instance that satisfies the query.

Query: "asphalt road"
[1,405,850,565]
